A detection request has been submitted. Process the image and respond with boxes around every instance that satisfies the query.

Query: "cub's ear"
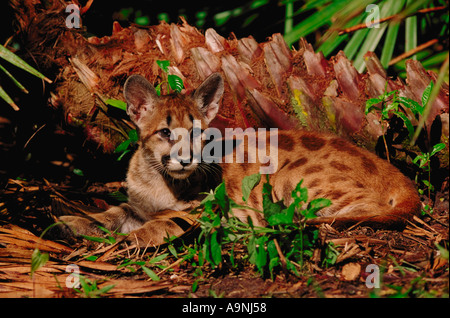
[193,73,224,124]
[124,75,158,126]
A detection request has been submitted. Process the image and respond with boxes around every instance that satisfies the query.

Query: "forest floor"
[0,172,448,299]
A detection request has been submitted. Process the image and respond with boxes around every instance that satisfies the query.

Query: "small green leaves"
[213,181,231,217]
[262,175,286,224]
[365,80,444,199]
[0,45,51,83]
[135,16,150,26]
[205,231,222,267]
[156,60,170,73]
[141,265,160,281]
[304,198,332,220]
[30,248,49,277]
[30,222,62,278]
[413,143,446,169]
[114,129,138,161]
[149,253,169,264]
[167,74,184,92]
[108,191,129,203]
[156,60,184,94]
[79,226,122,245]
[73,168,84,177]
[194,173,333,278]
[242,172,261,202]
[430,143,446,157]
[248,235,269,275]
[117,252,168,281]
[75,276,115,298]
[105,98,127,111]
[365,80,437,140]
[421,80,434,108]
[0,44,51,110]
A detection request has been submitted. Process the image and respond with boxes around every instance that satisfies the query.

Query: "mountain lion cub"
[59,73,420,246]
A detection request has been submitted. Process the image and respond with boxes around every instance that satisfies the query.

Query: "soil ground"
[0,174,448,299]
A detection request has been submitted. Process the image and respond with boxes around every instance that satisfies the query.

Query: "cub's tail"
[308,187,421,229]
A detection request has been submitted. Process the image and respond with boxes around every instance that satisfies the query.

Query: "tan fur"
[222,130,420,227]
[59,73,421,246]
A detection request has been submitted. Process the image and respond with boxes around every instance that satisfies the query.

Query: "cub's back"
[221,129,420,228]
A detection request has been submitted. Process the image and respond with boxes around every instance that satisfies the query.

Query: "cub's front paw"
[56,215,104,242]
[126,219,186,247]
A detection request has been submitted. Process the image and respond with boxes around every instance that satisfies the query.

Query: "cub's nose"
[179,159,191,167]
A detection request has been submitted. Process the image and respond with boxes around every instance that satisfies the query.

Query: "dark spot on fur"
[328,175,347,183]
[311,189,323,197]
[166,115,172,126]
[355,181,365,188]
[330,138,361,156]
[325,190,345,200]
[289,157,308,169]
[278,135,294,151]
[243,150,249,163]
[240,162,250,172]
[282,182,294,198]
[278,159,291,171]
[308,178,321,188]
[361,158,378,174]
[303,165,323,175]
[330,161,352,171]
[300,134,326,151]
[334,199,352,211]
[249,191,260,205]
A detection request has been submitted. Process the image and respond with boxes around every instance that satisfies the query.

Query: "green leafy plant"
[283,0,448,75]
[114,128,138,161]
[0,44,52,111]
[105,98,127,111]
[365,84,413,160]
[74,275,115,298]
[117,253,169,281]
[30,223,62,277]
[188,173,333,279]
[413,142,446,198]
[155,60,184,95]
[79,225,126,245]
[365,81,446,199]
[30,248,49,278]
[365,81,436,139]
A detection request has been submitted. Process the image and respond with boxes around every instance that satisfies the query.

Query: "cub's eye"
[158,128,171,139]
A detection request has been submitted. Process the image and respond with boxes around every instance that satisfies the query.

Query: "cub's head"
[124,73,224,179]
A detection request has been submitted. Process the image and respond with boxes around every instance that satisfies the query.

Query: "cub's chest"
[127,170,183,211]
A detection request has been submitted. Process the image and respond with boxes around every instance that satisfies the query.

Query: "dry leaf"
[341,262,361,281]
